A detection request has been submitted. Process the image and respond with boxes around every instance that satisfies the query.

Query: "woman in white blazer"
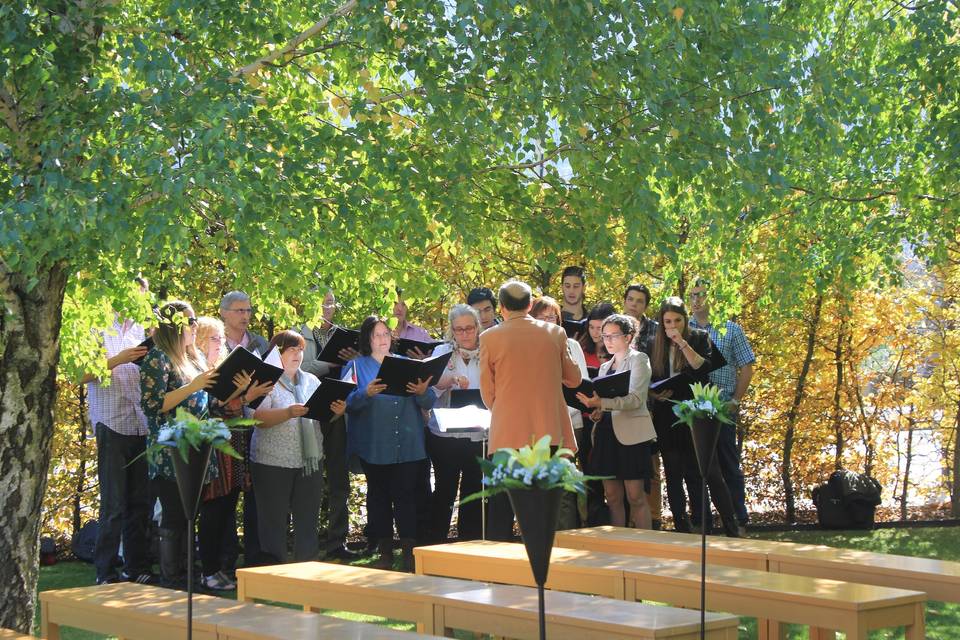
[577,313,656,529]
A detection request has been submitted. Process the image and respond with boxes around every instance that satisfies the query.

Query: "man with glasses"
[219,290,269,565]
[688,278,755,536]
[220,291,269,355]
[467,287,500,331]
[297,289,359,560]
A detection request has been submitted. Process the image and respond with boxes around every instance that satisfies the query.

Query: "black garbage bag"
[812,470,882,530]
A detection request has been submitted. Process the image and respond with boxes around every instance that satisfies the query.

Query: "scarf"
[456,345,480,365]
[278,371,321,475]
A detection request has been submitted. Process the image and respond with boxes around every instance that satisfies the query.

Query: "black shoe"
[325,545,359,561]
[121,571,158,585]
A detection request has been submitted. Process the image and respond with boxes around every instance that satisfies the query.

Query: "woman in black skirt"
[576,314,657,529]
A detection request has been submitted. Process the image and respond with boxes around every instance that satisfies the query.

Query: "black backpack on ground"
[812,469,882,530]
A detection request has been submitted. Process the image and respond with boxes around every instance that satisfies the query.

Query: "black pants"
[426,432,483,541]
[94,424,151,580]
[320,420,351,552]
[360,459,421,541]
[198,489,239,576]
[250,462,324,563]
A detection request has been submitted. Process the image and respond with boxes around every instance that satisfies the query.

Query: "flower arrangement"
[671,382,734,428]
[146,407,256,464]
[461,435,604,503]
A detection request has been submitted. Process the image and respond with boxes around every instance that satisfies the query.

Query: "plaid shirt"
[688,318,755,401]
[86,319,148,436]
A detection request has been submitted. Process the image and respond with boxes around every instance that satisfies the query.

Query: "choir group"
[85,267,755,589]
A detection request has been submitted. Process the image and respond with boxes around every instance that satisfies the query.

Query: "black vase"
[689,417,721,479]
[507,486,564,586]
[171,442,213,522]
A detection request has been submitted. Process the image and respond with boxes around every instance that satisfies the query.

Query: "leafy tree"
[2,0,957,629]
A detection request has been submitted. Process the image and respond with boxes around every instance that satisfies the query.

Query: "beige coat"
[480,315,583,452]
[597,348,657,446]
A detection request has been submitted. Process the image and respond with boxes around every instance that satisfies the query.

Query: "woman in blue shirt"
[343,315,436,571]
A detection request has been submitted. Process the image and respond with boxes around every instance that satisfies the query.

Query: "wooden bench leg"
[41,602,59,640]
[303,605,323,613]
[905,602,926,640]
[759,619,787,640]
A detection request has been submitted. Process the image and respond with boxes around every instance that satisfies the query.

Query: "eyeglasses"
[601,333,625,340]
[228,307,254,314]
[537,315,559,323]
[689,292,707,300]
[453,326,477,334]
[208,335,223,343]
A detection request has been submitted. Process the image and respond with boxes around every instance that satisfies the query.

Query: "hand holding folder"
[303,378,356,422]
[562,369,631,413]
[209,346,283,403]
[376,351,454,396]
[316,326,361,365]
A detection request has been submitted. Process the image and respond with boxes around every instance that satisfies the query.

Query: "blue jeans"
[94,424,151,580]
[716,420,748,525]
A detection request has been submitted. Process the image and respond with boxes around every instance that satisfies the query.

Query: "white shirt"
[428,342,483,439]
[251,371,323,468]
[566,338,589,430]
[86,319,148,436]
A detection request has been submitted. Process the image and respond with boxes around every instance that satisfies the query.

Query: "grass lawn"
[32,526,960,639]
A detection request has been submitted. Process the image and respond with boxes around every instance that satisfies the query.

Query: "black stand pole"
[538,583,546,640]
[187,517,194,640]
[700,476,707,640]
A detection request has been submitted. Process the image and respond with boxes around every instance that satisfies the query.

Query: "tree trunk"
[782,293,823,524]
[830,316,846,470]
[0,264,68,633]
[73,384,88,539]
[952,399,960,518]
[900,407,915,521]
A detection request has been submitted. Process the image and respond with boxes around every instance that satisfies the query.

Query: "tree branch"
[234,0,358,79]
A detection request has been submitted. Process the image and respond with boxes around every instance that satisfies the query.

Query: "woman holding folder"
[576,314,656,529]
[343,315,437,571]
[140,301,251,587]
[427,304,484,542]
[251,330,346,563]
[648,297,739,536]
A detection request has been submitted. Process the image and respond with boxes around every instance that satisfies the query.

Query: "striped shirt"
[86,320,148,436]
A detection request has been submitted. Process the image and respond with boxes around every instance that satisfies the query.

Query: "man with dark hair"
[560,266,588,321]
[480,279,583,539]
[297,289,359,560]
[688,277,755,536]
[467,287,499,331]
[623,284,658,355]
[622,282,663,528]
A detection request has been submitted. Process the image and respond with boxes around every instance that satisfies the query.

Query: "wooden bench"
[558,525,960,604]
[39,583,443,640]
[0,630,33,639]
[414,541,927,640]
[236,561,739,639]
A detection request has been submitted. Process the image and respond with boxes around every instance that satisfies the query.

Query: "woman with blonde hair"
[140,301,251,587]
[193,317,271,589]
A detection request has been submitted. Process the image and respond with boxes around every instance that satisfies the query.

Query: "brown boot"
[372,538,394,570]
[400,538,417,573]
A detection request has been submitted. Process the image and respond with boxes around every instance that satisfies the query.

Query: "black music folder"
[376,351,454,396]
[209,346,283,402]
[132,336,154,366]
[394,337,445,358]
[304,377,357,422]
[449,388,486,409]
[562,317,587,339]
[587,366,600,379]
[563,369,631,413]
[316,326,361,365]
[647,338,728,397]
